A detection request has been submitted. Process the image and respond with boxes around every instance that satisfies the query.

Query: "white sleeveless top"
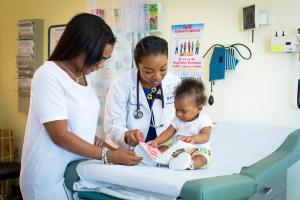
[20,61,100,200]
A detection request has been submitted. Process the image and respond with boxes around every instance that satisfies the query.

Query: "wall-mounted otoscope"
[297,28,300,109]
[271,28,300,110]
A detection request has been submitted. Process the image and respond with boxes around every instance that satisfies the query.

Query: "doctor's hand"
[124,129,144,147]
[107,149,142,165]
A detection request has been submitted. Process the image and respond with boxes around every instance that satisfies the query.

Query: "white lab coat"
[104,69,181,148]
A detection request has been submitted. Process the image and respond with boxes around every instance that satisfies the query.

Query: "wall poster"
[171,23,205,79]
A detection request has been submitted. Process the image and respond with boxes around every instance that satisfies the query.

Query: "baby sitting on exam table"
[147,78,213,170]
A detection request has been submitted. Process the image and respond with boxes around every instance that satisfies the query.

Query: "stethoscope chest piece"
[133,110,143,119]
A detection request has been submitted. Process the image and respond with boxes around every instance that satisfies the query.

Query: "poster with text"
[171,23,204,79]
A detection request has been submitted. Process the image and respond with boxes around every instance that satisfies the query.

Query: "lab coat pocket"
[128,99,148,110]
[127,101,150,134]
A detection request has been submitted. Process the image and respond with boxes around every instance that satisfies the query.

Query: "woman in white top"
[20,13,142,200]
[104,36,181,148]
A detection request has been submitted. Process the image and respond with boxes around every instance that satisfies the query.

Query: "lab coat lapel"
[138,82,151,111]
[132,72,150,112]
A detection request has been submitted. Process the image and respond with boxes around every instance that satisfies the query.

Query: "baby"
[148,78,213,169]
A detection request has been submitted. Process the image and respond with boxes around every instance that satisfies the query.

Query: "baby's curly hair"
[175,78,207,106]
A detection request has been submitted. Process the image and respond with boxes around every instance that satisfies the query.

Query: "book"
[134,140,198,167]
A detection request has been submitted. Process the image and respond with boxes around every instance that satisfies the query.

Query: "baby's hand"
[172,148,185,157]
[179,136,195,143]
[147,139,159,147]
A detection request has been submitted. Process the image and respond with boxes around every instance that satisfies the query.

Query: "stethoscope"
[133,72,165,128]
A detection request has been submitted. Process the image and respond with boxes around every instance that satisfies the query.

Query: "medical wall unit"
[17,19,43,112]
[271,32,298,53]
[271,28,300,110]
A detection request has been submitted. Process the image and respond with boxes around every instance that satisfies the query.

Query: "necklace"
[60,61,83,83]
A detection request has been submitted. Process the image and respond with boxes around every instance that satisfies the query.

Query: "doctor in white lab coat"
[105,36,181,148]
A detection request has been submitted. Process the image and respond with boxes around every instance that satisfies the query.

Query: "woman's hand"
[124,129,144,147]
[107,149,142,165]
[180,136,195,143]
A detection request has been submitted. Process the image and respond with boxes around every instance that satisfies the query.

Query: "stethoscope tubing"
[136,72,141,111]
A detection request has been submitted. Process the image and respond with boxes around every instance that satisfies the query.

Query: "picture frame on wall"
[48,24,66,58]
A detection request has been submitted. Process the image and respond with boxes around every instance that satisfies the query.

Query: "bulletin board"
[48,24,66,58]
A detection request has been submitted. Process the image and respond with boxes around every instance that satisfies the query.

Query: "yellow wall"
[0,0,4,127]
[0,0,86,157]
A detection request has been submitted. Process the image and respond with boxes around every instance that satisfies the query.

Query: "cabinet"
[17,19,43,112]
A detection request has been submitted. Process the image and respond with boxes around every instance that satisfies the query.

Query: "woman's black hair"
[48,13,116,67]
[175,78,207,106]
[134,36,168,67]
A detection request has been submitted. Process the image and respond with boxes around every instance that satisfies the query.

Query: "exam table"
[64,124,300,200]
